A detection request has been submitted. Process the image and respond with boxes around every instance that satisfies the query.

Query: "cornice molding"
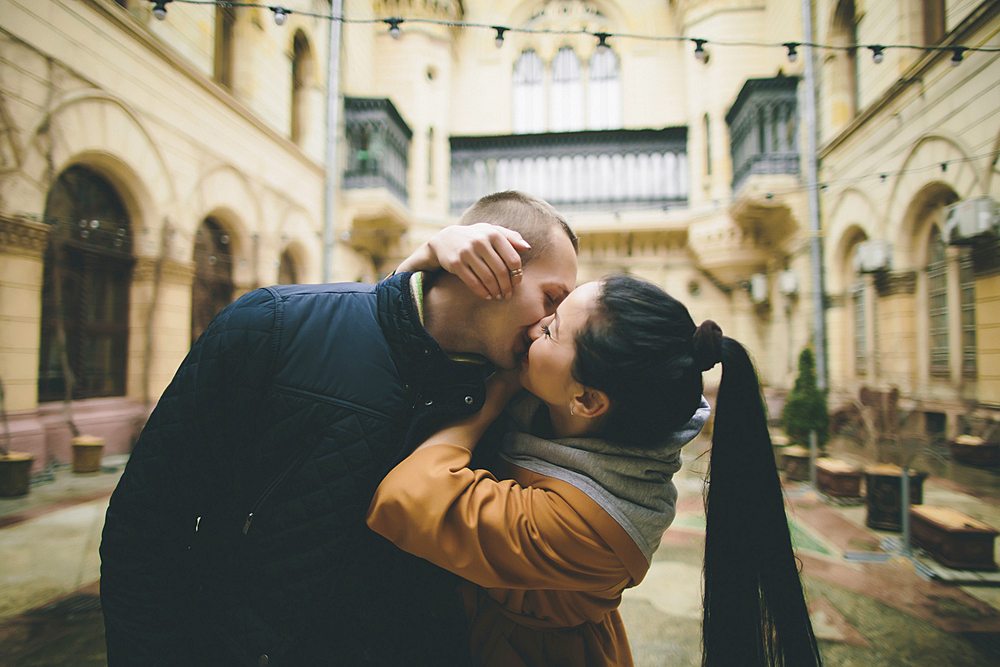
[0,215,51,259]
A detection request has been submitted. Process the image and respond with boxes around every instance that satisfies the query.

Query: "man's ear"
[572,387,610,420]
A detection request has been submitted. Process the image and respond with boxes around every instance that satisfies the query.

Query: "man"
[99,191,578,666]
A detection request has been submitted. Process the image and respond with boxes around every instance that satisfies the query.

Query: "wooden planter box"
[72,435,104,474]
[0,452,34,497]
[949,435,1000,467]
[864,464,927,532]
[815,458,862,498]
[910,506,998,571]
[772,435,790,471]
[782,446,810,482]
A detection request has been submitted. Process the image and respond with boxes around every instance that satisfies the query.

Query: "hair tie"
[692,320,723,372]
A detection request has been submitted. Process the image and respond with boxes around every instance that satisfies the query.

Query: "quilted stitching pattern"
[101,276,486,666]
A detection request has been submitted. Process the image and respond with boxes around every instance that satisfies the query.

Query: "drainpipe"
[323,0,344,283]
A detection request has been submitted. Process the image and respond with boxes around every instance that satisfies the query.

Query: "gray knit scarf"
[498,395,710,564]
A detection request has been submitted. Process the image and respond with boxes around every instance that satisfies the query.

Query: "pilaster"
[0,216,51,413]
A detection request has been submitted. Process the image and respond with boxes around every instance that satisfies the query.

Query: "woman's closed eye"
[541,325,552,338]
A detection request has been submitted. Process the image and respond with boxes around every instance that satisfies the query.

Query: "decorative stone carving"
[132,257,196,285]
[0,215,51,258]
[874,270,917,297]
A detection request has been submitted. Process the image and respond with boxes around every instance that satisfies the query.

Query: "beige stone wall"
[819,0,1000,426]
[0,0,326,465]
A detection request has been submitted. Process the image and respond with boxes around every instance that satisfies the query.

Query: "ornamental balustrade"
[726,76,800,193]
[343,97,412,204]
[449,128,688,214]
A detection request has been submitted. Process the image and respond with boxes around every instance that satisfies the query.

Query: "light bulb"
[273,8,288,26]
[595,33,610,55]
[784,43,798,63]
[494,27,506,49]
[870,46,885,64]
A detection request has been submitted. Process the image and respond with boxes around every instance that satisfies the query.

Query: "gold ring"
[510,268,523,278]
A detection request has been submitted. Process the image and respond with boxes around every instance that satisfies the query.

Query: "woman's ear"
[572,387,610,420]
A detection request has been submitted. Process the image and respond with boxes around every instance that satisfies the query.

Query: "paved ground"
[2,439,1000,666]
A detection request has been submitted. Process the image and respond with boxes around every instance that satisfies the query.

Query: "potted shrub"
[780,347,830,452]
[0,374,33,497]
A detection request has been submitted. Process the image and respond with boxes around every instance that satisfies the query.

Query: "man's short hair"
[458,191,579,265]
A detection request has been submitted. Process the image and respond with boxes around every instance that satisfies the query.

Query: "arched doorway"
[38,165,133,401]
[277,247,299,285]
[191,217,234,344]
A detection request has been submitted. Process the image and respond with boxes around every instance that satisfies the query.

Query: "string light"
[692,39,707,62]
[272,7,289,26]
[595,33,611,55]
[386,18,402,40]
[152,0,171,20]
[144,1,1000,67]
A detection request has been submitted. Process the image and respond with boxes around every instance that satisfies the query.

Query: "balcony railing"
[450,128,688,215]
[726,76,800,193]
[343,97,412,204]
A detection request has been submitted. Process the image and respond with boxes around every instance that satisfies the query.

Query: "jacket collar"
[376,271,494,392]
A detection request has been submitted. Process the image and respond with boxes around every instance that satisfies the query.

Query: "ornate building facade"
[1,0,997,467]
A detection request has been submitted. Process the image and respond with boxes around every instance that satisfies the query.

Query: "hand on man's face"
[476,231,578,370]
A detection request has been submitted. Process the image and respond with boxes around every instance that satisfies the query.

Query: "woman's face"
[520,281,601,409]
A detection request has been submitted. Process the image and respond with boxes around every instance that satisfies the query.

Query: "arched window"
[550,47,584,132]
[214,5,236,89]
[587,48,621,130]
[923,0,946,45]
[291,31,312,146]
[278,248,298,285]
[191,218,234,344]
[851,246,867,377]
[513,50,546,134]
[830,0,859,127]
[960,253,976,377]
[38,166,133,401]
[926,227,949,376]
[703,113,712,176]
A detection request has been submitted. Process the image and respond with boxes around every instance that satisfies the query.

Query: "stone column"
[128,257,195,405]
[0,216,50,412]
[0,216,51,463]
[875,270,918,394]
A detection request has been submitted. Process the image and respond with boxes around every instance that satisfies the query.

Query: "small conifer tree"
[781,347,830,450]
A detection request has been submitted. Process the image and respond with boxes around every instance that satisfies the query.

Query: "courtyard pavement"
[2,437,1000,666]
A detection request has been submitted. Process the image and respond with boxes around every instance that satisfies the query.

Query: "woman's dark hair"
[574,275,822,667]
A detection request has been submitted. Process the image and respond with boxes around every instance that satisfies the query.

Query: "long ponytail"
[702,337,822,666]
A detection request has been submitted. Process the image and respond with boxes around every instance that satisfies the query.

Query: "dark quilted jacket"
[100,273,492,666]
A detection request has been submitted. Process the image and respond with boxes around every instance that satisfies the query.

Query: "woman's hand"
[484,368,522,414]
[414,369,523,454]
[394,224,529,300]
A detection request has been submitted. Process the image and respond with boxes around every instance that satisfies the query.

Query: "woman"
[367,274,822,667]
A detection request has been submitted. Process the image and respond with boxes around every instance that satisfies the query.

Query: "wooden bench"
[910,506,999,571]
[815,458,862,498]
[949,435,1000,467]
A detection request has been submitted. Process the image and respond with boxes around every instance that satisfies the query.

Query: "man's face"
[474,229,578,369]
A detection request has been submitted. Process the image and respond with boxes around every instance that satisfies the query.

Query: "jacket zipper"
[242,446,312,534]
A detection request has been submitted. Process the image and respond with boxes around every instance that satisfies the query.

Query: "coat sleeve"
[99,289,277,666]
[366,443,630,593]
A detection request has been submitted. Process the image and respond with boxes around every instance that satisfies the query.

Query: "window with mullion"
[927,229,949,376]
[852,277,866,376]
[960,253,976,377]
[513,50,546,134]
[38,165,132,402]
